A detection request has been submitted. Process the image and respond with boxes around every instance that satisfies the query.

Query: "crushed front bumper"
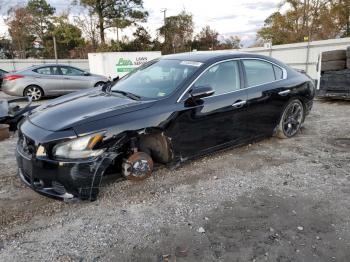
[16,142,118,201]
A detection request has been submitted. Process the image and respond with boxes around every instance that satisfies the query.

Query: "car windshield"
[110,59,202,99]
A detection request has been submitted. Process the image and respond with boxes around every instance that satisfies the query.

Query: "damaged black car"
[16,52,315,201]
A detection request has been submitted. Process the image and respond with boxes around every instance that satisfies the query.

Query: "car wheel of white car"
[94,82,106,88]
[24,86,44,101]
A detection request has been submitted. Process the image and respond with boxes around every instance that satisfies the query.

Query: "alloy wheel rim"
[26,87,41,100]
[282,102,303,137]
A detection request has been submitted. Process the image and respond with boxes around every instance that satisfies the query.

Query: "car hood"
[29,89,155,132]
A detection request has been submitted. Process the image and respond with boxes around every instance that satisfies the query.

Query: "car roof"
[30,64,78,68]
[161,51,280,64]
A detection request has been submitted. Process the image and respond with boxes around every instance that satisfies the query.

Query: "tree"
[0,35,12,58]
[26,0,55,42]
[218,36,242,49]
[193,26,219,50]
[6,6,35,58]
[331,0,350,37]
[45,15,85,58]
[257,0,343,45]
[159,11,194,54]
[131,26,152,51]
[74,12,100,50]
[78,0,148,44]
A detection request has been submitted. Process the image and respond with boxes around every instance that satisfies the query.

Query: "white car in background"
[2,64,108,100]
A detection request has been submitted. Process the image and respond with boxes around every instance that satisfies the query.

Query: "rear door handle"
[278,90,291,96]
[232,100,246,108]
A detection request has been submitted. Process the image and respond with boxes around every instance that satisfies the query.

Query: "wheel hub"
[26,87,42,100]
[122,152,153,181]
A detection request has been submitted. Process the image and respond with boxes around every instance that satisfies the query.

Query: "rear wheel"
[24,85,44,101]
[277,99,304,139]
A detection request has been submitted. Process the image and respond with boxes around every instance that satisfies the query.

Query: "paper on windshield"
[180,61,203,67]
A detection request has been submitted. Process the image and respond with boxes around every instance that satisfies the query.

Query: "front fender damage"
[73,151,121,201]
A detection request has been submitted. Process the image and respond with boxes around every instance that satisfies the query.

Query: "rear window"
[243,60,283,87]
[273,65,284,80]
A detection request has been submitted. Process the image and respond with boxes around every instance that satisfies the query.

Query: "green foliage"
[257,0,350,45]
[26,0,55,40]
[159,11,194,54]
[44,16,86,58]
[96,41,122,52]
[219,36,242,50]
[192,26,219,50]
[130,26,152,51]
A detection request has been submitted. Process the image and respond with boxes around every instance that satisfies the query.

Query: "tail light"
[3,75,24,81]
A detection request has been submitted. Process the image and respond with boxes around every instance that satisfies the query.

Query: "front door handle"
[232,100,247,108]
[278,89,291,96]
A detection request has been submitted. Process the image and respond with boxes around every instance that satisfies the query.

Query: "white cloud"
[0,0,280,47]
[139,0,279,46]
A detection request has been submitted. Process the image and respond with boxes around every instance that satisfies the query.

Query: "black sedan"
[16,52,315,200]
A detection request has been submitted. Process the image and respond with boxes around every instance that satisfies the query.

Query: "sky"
[0,0,281,47]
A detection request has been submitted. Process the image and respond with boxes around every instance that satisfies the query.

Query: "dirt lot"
[0,92,349,262]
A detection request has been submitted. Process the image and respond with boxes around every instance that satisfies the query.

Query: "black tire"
[322,50,346,62]
[94,82,106,88]
[276,99,304,139]
[321,60,346,72]
[24,85,44,101]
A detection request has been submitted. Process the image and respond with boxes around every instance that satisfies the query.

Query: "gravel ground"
[0,91,349,262]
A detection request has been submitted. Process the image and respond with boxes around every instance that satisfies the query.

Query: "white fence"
[237,37,350,79]
[1,37,350,79]
[0,59,89,72]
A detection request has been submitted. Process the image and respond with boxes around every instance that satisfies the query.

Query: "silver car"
[2,64,108,100]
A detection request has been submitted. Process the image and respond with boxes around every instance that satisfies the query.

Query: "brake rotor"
[122,152,154,181]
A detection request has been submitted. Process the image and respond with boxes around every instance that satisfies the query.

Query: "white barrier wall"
[0,59,89,72]
[237,37,350,79]
[88,51,162,78]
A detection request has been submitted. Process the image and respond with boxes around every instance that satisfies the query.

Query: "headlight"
[52,133,105,159]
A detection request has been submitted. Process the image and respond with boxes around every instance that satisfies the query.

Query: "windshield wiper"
[111,90,141,101]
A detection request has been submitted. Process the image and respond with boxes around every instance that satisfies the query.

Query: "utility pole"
[161,8,167,44]
[53,35,58,63]
[160,8,167,25]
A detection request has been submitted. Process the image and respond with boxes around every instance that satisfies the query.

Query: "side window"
[273,65,284,80]
[193,61,240,96]
[34,67,51,75]
[60,66,84,76]
[34,66,60,75]
[243,60,276,87]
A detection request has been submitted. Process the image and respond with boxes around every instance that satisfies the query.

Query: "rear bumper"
[2,81,24,96]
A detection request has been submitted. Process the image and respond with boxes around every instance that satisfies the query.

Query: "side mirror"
[83,72,90,76]
[190,86,215,100]
[102,76,120,92]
